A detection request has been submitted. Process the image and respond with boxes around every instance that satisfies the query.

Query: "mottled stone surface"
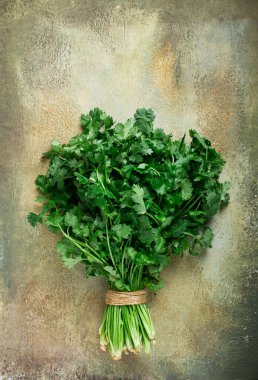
[0,1,257,379]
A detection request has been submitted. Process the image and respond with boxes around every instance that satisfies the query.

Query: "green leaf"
[114,119,134,140]
[73,224,90,238]
[61,255,84,269]
[45,212,62,227]
[103,266,120,279]
[172,238,189,255]
[125,247,138,261]
[156,183,167,195]
[44,210,63,232]
[152,128,168,139]
[64,211,78,229]
[190,129,210,149]
[27,212,41,227]
[154,235,166,253]
[189,210,206,223]
[56,238,84,268]
[167,220,188,238]
[131,184,146,214]
[129,142,153,163]
[143,278,164,292]
[138,216,158,246]
[80,114,91,127]
[112,224,132,240]
[204,190,221,216]
[148,139,164,152]
[51,139,62,152]
[134,108,155,123]
[35,195,49,202]
[189,211,204,216]
[134,109,153,134]
[75,172,89,186]
[181,179,193,201]
[135,252,156,265]
[221,181,231,207]
[35,175,49,193]
[199,227,214,248]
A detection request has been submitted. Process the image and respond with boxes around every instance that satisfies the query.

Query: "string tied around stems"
[105,289,147,306]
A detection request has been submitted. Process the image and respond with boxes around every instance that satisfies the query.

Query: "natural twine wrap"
[105,289,147,306]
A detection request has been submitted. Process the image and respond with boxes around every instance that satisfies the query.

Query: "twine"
[105,289,147,306]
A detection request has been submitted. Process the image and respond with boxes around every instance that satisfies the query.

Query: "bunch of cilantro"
[28,108,230,359]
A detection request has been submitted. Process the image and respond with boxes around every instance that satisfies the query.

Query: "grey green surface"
[0,1,257,379]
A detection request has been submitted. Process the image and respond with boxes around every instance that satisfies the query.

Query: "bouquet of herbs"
[28,108,230,359]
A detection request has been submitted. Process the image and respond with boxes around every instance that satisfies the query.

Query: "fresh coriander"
[28,108,230,359]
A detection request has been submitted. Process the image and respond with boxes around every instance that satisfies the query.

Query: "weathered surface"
[0,1,257,379]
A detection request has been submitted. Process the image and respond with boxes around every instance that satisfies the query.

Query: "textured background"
[0,1,258,379]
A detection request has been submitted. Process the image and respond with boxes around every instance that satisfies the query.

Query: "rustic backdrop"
[0,1,257,379]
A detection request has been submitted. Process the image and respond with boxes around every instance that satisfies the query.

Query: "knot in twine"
[105,289,147,306]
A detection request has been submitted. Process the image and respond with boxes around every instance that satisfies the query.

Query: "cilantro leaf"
[181,179,193,201]
[131,185,146,214]
[56,238,85,268]
[27,212,42,227]
[114,119,134,140]
[112,224,132,240]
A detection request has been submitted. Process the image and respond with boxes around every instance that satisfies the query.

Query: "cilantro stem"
[179,133,186,152]
[150,167,160,176]
[121,253,125,282]
[184,232,196,237]
[137,265,144,288]
[96,167,115,211]
[171,194,202,222]
[64,226,101,257]
[183,194,202,214]
[104,217,118,272]
[129,262,134,287]
[58,225,107,265]
[151,200,164,215]
[103,154,109,183]
[120,237,131,283]
[131,265,139,289]
[113,167,123,176]
[146,212,160,226]
[97,167,107,193]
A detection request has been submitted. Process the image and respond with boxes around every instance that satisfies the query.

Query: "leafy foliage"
[28,107,230,292]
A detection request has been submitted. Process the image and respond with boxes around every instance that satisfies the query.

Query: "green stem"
[131,265,139,289]
[64,233,103,265]
[146,212,160,226]
[113,167,123,176]
[184,232,196,238]
[150,167,160,176]
[171,194,203,222]
[104,217,118,272]
[99,302,156,359]
[129,262,135,288]
[137,265,144,288]
[97,167,115,211]
[185,194,202,213]
[103,154,109,184]
[96,167,106,193]
[120,237,131,284]
[59,225,102,259]
[121,253,125,282]
[60,227,105,265]
[69,233,101,257]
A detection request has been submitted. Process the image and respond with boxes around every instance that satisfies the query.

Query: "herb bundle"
[28,108,230,359]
